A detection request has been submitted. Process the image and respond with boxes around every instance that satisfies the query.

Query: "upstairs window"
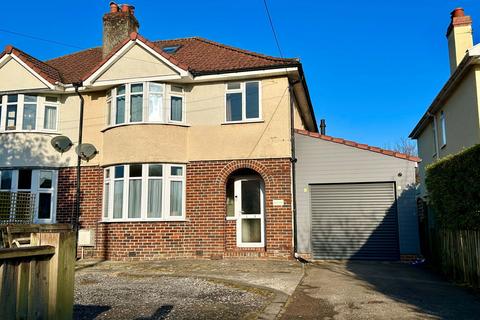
[1,95,59,132]
[225,81,261,122]
[107,83,185,126]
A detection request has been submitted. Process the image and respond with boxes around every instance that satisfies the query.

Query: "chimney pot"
[451,8,465,18]
[320,119,326,135]
[109,1,119,13]
[121,4,130,13]
[129,6,135,15]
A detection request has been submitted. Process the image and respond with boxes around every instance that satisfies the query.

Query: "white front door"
[234,177,265,247]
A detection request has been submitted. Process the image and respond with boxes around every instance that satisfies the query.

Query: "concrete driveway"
[280,261,480,320]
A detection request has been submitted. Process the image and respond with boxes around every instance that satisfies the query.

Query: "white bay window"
[103,163,186,221]
[107,82,185,126]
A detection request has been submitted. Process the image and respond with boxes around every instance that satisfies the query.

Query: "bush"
[425,144,480,230]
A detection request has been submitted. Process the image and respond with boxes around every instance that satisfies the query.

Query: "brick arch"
[216,159,274,188]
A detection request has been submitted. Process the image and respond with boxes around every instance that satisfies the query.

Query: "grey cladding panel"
[311,182,399,260]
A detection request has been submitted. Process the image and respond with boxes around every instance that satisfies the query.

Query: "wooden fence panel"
[429,229,480,289]
[0,229,75,319]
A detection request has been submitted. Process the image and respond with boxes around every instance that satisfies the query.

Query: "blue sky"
[1,1,479,147]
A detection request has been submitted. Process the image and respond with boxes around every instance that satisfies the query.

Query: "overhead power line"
[0,28,83,49]
[262,0,284,58]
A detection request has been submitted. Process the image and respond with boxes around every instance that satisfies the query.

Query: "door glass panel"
[39,171,52,189]
[242,219,261,243]
[241,180,260,214]
[18,170,32,190]
[0,170,12,190]
[38,193,52,219]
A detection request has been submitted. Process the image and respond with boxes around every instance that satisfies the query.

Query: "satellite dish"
[51,136,73,153]
[75,143,98,161]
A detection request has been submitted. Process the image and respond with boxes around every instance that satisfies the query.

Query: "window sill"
[101,218,188,223]
[0,130,60,135]
[226,217,236,221]
[221,120,264,125]
[101,122,190,132]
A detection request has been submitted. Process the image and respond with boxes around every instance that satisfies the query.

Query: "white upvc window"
[107,82,187,126]
[225,81,261,123]
[440,111,447,147]
[0,94,59,133]
[103,163,186,221]
[168,85,185,123]
[0,168,58,223]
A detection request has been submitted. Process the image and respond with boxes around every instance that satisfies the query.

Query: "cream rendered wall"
[416,67,480,197]
[0,58,49,92]
[102,125,188,165]
[95,44,179,83]
[293,99,306,130]
[448,24,473,73]
[187,77,292,160]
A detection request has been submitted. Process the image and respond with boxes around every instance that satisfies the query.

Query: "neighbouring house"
[0,3,421,261]
[410,8,480,199]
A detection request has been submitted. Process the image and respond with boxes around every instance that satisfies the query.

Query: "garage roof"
[295,129,421,162]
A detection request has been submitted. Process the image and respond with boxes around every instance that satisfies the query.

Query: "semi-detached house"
[0,3,421,261]
[0,3,317,259]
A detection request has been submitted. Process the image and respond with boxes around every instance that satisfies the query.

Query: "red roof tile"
[295,129,421,162]
[3,45,63,85]
[38,34,300,84]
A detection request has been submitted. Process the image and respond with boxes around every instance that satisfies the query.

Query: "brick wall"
[57,158,293,260]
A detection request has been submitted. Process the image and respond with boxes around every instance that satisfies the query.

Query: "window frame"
[224,81,262,123]
[0,168,58,223]
[168,85,185,124]
[107,82,188,127]
[0,95,59,133]
[102,163,186,222]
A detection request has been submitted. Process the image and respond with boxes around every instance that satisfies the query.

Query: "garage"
[310,182,399,260]
[294,129,421,261]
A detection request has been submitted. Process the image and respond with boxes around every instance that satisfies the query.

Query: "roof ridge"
[295,129,421,162]
[191,37,299,63]
[45,47,101,64]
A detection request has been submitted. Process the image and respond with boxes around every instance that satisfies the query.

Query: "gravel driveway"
[74,260,303,320]
[74,272,271,320]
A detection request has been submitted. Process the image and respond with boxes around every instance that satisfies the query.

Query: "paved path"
[280,261,480,319]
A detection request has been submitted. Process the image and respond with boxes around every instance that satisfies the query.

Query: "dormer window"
[0,95,59,133]
[107,82,185,126]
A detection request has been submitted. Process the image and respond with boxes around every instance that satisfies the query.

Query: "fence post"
[31,231,76,319]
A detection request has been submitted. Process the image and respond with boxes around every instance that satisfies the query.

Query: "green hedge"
[425,144,480,230]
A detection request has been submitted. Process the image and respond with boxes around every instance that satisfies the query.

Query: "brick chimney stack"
[103,2,139,58]
[446,8,473,74]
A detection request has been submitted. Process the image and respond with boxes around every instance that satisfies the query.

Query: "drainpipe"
[73,82,84,234]
[427,112,440,160]
[289,80,299,258]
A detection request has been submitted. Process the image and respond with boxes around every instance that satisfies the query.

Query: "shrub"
[425,144,480,230]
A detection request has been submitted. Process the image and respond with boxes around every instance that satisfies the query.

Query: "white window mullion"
[17,94,24,131]
[140,163,148,219]
[0,95,6,131]
[241,82,246,120]
[125,84,131,124]
[123,165,129,220]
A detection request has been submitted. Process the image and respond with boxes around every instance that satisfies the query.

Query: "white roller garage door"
[310,182,400,260]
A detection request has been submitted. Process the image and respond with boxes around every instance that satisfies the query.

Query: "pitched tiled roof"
[3,45,63,84]
[295,129,421,162]
[35,34,299,84]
